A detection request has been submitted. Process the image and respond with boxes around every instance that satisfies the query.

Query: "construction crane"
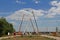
[18,11,39,35]
[29,17,36,33]
[24,16,36,35]
[32,11,39,34]
[19,14,25,32]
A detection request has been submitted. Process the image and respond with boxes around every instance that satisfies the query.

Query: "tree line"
[0,17,15,37]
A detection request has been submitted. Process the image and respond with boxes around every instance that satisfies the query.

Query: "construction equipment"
[18,11,39,35]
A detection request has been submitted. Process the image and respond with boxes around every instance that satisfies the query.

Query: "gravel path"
[41,35,60,40]
[0,35,20,40]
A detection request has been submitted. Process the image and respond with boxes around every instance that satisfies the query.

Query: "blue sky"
[0,0,60,32]
[0,0,51,12]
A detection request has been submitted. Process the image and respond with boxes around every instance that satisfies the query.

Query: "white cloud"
[35,1,40,4]
[45,7,57,18]
[15,0,60,18]
[6,0,60,19]
[45,0,60,18]
[33,0,40,4]
[51,1,60,7]
[51,1,58,6]
[16,0,26,4]
[6,8,44,21]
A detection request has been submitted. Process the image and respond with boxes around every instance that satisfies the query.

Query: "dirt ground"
[1,36,55,40]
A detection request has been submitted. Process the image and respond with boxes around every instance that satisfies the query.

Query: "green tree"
[0,17,15,36]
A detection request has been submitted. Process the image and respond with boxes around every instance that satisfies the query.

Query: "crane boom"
[19,14,25,32]
[32,11,39,33]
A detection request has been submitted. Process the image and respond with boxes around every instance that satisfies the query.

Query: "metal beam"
[32,11,39,33]
[29,17,35,32]
[19,14,25,32]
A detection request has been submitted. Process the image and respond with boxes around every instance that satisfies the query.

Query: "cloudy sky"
[0,0,60,32]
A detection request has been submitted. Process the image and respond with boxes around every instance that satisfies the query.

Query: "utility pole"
[56,27,58,33]
[56,20,58,36]
[56,27,58,36]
